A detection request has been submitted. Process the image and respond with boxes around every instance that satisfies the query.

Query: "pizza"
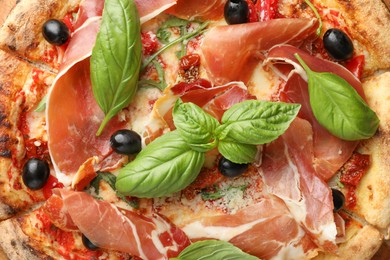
[0,0,388,259]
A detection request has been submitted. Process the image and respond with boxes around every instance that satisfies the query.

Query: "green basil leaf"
[217,100,301,145]
[171,240,259,260]
[173,100,220,146]
[295,54,380,140]
[116,131,205,198]
[187,139,218,153]
[91,0,142,136]
[201,187,224,201]
[218,140,257,164]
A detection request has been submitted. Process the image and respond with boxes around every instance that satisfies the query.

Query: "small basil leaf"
[91,0,142,136]
[295,54,380,140]
[173,100,220,145]
[34,95,47,112]
[201,187,224,201]
[171,240,259,260]
[218,140,257,164]
[116,131,205,198]
[218,100,301,145]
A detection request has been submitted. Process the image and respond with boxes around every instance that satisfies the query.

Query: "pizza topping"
[331,188,345,212]
[303,0,323,36]
[42,19,70,46]
[117,100,299,197]
[295,53,379,141]
[218,157,249,178]
[82,234,99,251]
[224,0,249,25]
[49,189,190,259]
[166,0,225,21]
[110,129,142,155]
[91,0,142,136]
[200,18,318,85]
[22,158,50,190]
[323,28,354,61]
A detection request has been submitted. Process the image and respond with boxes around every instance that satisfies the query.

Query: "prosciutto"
[166,0,225,21]
[260,118,337,251]
[265,44,360,180]
[47,0,177,184]
[44,189,190,259]
[73,0,177,29]
[181,196,317,259]
[200,18,318,85]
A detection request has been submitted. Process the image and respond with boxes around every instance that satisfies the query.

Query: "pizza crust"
[315,224,383,260]
[0,0,81,70]
[0,218,46,260]
[352,72,390,230]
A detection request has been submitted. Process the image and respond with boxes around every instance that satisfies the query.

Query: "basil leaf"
[217,100,300,145]
[138,60,167,91]
[34,94,47,112]
[295,54,379,140]
[187,140,218,153]
[171,240,259,260]
[173,100,220,146]
[91,0,142,136]
[201,187,224,201]
[116,131,205,198]
[218,140,257,164]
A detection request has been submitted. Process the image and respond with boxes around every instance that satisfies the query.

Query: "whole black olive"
[110,129,142,155]
[22,158,50,190]
[323,28,354,61]
[82,234,99,251]
[218,157,249,178]
[42,19,70,46]
[224,0,249,25]
[331,188,345,212]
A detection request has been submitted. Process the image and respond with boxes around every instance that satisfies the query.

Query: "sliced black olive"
[331,188,345,212]
[42,19,70,46]
[218,157,249,178]
[110,129,142,155]
[22,158,50,190]
[323,28,354,61]
[224,0,249,24]
[82,234,99,251]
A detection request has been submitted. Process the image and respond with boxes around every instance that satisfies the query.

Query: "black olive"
[110,129,142,155]
[22,158,50,190]
[218,157,249,178]
[82,234,99,251]
[224,0,249,24]
[42,19,70,46]
[323,28,354,61]
[331,188,345,212]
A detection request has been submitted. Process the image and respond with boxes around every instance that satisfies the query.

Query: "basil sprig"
[304,0,323,36]
[171,240,259,260]
[91,0,142,136]
[116,99,299,198]
[295,53,379,140]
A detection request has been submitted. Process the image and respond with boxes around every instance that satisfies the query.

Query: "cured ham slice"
[265,44,360,180]
[74,0,176,29]
[47,1,178,183]
[260,118,337,251]
[44,189,190,259]
[181,196,317,259]
[200,18,318,85]
[166,0,225,21]
[152,80,252,132]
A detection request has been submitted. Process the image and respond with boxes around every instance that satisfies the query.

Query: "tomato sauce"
[339,153,370,209]
[35,209,103,259]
